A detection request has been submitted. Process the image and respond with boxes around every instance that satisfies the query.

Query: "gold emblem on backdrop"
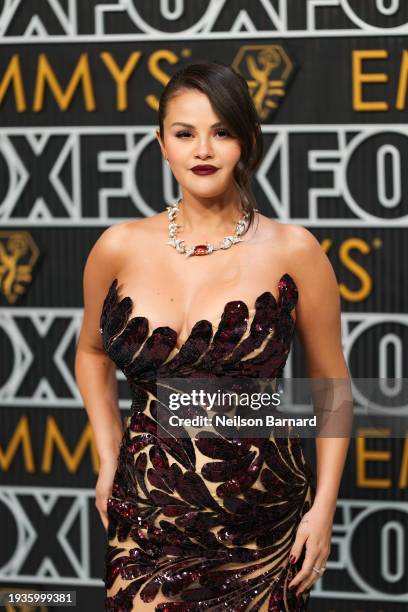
[0,231,39,303]
[232,45,295,120]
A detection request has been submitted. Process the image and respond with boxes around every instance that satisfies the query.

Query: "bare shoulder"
[91,214,167,277]
[92,216,157,259]
[278,222,340,310]
[120,212,167,240]
[123,212,166,231]
[83,219,146,289]
[78,218,145,351]
[281,222,323,257]
[275,226,348,377]
[253,216,319,254]
[255,216,338,293]
[94,220,131,250]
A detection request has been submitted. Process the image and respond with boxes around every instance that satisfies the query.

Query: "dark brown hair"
[158,62,263,232]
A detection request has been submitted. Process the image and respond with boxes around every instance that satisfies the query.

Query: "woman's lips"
[191,167,219,175]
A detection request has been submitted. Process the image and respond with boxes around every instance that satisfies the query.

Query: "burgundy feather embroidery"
[100,273,315,611]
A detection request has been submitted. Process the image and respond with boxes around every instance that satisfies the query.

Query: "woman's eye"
[175,129,231,139]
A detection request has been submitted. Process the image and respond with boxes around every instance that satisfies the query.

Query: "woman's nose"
[194,138,213,157]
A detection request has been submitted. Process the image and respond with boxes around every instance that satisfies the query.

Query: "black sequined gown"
[99,273,316,611]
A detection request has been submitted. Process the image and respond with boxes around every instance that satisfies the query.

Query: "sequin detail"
[100,273,315,611]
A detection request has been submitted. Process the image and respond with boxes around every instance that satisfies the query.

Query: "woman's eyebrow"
[170,121,224,128]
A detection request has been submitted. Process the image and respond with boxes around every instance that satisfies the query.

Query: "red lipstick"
[191,165,219,175]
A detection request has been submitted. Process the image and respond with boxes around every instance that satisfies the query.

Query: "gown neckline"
[103,272,298,354]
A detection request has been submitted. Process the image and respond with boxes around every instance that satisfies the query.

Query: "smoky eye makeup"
[174,128,232,138]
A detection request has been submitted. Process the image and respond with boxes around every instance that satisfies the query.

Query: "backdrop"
[0,2,407,611]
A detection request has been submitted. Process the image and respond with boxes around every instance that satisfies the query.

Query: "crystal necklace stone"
[194,244,210,255]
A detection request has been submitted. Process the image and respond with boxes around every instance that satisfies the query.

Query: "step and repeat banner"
[0,1,407,611]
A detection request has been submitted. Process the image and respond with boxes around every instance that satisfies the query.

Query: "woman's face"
[156,89,242,198]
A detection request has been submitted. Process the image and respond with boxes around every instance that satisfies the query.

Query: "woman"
[75,62,351,611]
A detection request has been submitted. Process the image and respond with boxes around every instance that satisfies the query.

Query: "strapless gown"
[99,273,316,611]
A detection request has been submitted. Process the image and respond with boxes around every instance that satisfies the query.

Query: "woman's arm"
[74,223,127,529]
[282,225,353,597]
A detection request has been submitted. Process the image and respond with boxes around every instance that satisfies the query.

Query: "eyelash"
[175,129,231,139]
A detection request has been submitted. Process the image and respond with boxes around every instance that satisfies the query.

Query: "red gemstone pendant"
[193,244,209,256]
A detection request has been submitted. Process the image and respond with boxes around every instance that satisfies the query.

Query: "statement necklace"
[166,198,251,258]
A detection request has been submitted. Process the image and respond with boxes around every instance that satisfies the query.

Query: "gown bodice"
[99,273,298,386]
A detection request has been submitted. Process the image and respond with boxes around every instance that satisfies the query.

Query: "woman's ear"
[156,129,166,157]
